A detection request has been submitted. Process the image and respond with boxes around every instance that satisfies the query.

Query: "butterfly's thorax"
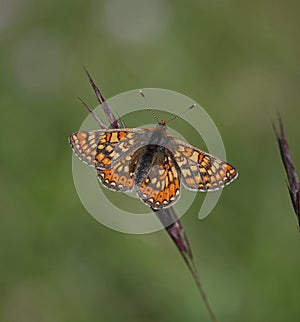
[133,124,169,186]
[146,124,168,145]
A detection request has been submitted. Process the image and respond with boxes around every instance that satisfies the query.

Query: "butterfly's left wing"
[168,137,238,191]
[96,156,135,192]
[136,149,181,209]
[69,128,150,169]
[69,130,103,166]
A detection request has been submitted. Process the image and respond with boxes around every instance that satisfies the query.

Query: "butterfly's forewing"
[168,138,238,191]
[69,130,103,166]
[69,128,149,169]
[137,149,181,209]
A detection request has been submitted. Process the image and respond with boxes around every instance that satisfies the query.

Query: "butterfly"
[69,119,238,209]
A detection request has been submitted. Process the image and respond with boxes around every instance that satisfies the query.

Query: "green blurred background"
[1,0,300,321]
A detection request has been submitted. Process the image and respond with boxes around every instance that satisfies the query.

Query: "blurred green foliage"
[1,0,300,321]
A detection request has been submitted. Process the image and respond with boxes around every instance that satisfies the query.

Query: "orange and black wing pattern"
[137,150,181,209]
[69,128,147,169]
[96,154,135,192]
[169,138,238,191]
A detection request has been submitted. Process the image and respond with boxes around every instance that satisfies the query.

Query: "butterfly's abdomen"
[133,145,160,186]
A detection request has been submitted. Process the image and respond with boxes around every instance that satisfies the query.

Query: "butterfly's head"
[159,120,167,127]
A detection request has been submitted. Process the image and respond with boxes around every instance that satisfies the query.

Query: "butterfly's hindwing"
[96,154,135,191]
[136,148,181,209]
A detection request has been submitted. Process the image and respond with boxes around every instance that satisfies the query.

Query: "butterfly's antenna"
[139,90,160,124]
[166,103,196,123]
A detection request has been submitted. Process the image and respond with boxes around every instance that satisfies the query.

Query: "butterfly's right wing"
[168,137,238,191]
[69,128,150,169]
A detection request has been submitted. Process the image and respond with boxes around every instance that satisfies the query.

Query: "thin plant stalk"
[80,70,219,322]
[156,208,218,322]
[274,115,300,230]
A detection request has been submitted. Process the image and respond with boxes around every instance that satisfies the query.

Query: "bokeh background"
[1,0,300,321]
